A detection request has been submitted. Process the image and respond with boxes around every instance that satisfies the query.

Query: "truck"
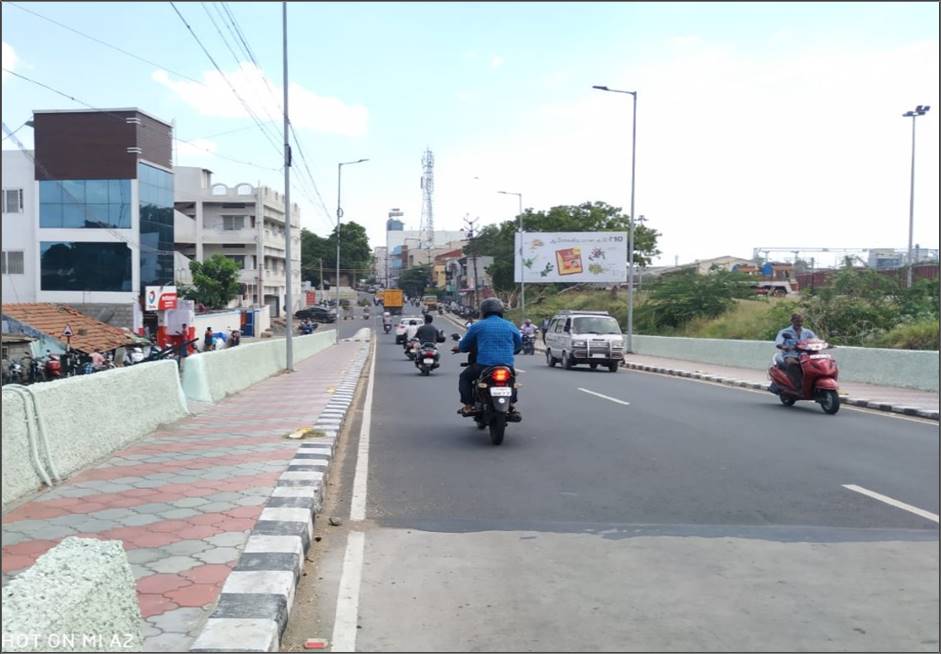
[422,295,438,311]
[381,289,405,315]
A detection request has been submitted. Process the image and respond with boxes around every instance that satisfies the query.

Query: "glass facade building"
[138,162,174,288]
[39,179,131,229]
[40,241,132,292]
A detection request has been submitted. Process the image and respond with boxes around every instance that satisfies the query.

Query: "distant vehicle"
[753,280,797,297]
[422,295,438,311]
[382,289,405,315]
[294,306,337,323]
[544,310,623,372]
[395,316,423,344]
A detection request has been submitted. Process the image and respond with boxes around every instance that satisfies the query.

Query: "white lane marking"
[350,331,377,522]
[516,368,526,373]
[578,387,631,406]
[330,530,366,652]
[842,484,939,523]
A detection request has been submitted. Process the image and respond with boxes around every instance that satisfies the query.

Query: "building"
[1,108,175,329]
[173,166,301,317]
[383,209,466,287]
[445,254,494,304]
[433,247,466,289]
[372,246,387,285]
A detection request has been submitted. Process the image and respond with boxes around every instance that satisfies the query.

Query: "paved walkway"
[1,340,366,652]
[622,353,939,413]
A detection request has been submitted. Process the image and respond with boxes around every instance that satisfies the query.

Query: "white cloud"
[2,41,18,81]
[153,63,368,137]
[490,55,504,69]
[432,37,940,266]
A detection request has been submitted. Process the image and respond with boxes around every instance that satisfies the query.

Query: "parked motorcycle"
[415,342,440,376]
[3,359,24,385]
[43,355,62,380]
[768,338,840,414]
[451,334,521,445]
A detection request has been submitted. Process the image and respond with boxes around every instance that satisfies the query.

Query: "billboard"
[514,232,628,283]
[144,285,178,311]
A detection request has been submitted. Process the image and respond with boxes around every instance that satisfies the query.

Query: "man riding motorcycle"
[415,313,440,345]
[773,312,817,391]
[521,319,536,338]
[382,311,392,333]
[453,298,522,416]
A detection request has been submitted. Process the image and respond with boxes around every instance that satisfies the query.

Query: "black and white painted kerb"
[191,330,372,652]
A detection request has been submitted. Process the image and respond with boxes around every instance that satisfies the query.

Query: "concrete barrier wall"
[2,360,188,510]
[1,537,143,652]
[180,330,336,403]
[631,335,939,392]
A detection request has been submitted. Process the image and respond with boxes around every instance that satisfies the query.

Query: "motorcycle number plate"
[423,358,435,364]
[591,353,607,358]
[490,387,512,397]
[808,354,830,359]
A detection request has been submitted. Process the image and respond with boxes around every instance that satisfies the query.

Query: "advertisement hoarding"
[514,232,628,283]
[144,285,178,311]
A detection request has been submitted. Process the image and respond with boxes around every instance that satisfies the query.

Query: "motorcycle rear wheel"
[779,395,797,407]
[489,413,506,445]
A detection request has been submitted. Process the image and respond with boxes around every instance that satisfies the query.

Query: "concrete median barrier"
[180,330,336,404]
[2,360,188,510]
[631,335,939,392]
[1,537,142,652]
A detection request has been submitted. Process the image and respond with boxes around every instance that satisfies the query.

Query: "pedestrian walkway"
[623,353,939,414]
[1,340,366,652]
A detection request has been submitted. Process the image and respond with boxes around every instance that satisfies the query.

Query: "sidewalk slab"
[622,353,939,418]
[1,340,369,651]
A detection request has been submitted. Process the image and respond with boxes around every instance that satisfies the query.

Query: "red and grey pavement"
[1,340,367,652]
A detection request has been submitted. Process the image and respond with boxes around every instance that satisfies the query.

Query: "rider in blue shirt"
[454,298,521,414]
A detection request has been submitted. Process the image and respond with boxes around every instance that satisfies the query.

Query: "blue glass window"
[39,178,132,229]
[138,163,174,288]
[40,241,132,292]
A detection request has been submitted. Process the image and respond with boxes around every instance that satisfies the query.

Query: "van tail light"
[491,368,511,384]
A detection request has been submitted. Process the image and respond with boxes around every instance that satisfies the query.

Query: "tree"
[300,221,371,287]
[181,255,241,309]
[399,264,432,298]
[463,201,661,293]
[639,269,753,330]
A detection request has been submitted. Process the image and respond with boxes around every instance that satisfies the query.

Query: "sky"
[2,1,938,267]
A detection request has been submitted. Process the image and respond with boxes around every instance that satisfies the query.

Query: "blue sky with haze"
[3,2,938,265]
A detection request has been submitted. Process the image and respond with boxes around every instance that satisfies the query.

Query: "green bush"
[866,320,940,350]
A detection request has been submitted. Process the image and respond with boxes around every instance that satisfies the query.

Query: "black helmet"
[479,297,504,318]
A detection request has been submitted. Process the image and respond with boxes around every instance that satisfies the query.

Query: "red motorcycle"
[43,354,62,380]
[768,338,840,414]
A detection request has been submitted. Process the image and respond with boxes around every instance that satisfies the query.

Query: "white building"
[173,166,301,317]
[1,149,36,304]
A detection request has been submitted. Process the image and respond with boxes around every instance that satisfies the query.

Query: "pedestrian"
[229,330,241,347]
[204,326,214,351]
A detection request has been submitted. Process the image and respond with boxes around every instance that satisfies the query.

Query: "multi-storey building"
[173,166,301,317]
[1,108,175,329]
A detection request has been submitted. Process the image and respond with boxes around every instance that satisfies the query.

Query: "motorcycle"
[404,337,421,361]
[768,338,840,415]
[451,334,521,445]
[521,333,536,355]
[4,359,24,385]
[415,342,441,376]
[383,321,392,334]
[43,355,62,380]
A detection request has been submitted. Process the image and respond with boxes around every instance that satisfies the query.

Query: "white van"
[544,310,623,372]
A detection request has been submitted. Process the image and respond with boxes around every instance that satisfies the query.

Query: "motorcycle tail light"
[491,368,511,383]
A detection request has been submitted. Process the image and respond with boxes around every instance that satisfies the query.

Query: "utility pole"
[903,105,930,288]
[463,214,479,309]
[319,258,324,292]
[281,1,294,371]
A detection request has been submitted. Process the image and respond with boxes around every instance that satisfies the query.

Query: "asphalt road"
[283,314,939,652]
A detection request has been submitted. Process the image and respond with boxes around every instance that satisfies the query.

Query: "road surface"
[283,315,939,652]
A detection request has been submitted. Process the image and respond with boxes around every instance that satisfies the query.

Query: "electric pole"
[463,214,479,309]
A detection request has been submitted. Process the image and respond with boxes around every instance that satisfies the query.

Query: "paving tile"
[164,582,220,608]
[176,525,220,540]
[141,631,193,652]
[137,573,192,594]
[149,607,209,633]
[130,564,153,580]
[170,497,209,509]
[138,593,179,618]
[13,523,77,540]
[93,508,138,521]
[205,532,249,548]
[126,548,166,565]
[158,508,201,520]
[163,540,212,556]
[233,495,268,507]
[118,514,164,527]
[149,555,202,574]
[181,564,233,585]
[199,501,238,513]
[133,502,176,514]
[194,547,240,564]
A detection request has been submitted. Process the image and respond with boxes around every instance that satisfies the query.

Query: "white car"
[544,310,624,372]
[395,316,423,344]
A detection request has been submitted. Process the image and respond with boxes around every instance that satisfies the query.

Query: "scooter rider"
[453,298,522,416]
[521,319,536,338]
[774,312,817,390]
[382,311,392,331]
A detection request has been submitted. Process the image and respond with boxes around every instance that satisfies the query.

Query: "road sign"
[62,324,73,338]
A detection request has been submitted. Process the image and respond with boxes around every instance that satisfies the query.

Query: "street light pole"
[336,158,369,337]
[903,105,930,288]
[498,190,525,320]
[593,85,638,353]
[281,1,294,370]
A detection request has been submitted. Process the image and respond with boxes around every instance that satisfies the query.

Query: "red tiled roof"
[1,303,137,354]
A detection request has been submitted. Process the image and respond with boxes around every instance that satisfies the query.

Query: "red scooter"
[768,338,840,414]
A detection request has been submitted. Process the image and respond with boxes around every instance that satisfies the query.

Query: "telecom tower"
[419,148,435,254]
